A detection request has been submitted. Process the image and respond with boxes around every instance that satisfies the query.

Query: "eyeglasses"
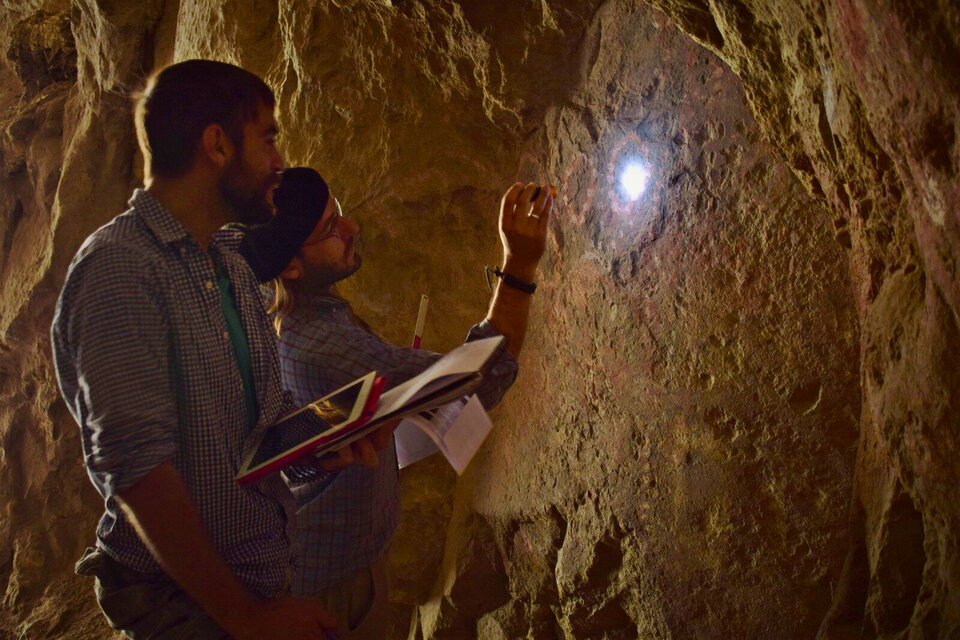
[314,197,343,242]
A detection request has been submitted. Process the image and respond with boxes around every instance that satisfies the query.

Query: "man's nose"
[339,217,360,238]
[271,148,285,172]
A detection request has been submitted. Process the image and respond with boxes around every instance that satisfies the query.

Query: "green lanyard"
[211,252,259,430]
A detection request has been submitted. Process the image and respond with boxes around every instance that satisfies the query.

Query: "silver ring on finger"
[528,213,541,219]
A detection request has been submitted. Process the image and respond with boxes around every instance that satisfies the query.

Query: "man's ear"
[280,258,302,281]
[200,123,234,168]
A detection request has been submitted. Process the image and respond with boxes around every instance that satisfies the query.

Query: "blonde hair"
[267,277,297,335]
[268,273,386,342]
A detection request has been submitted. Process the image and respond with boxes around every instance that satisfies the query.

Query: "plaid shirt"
[51,189,302,599]
[278,293,518,594]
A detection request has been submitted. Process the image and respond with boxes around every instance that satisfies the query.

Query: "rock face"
[410,4,859,638]
[639,1,960,637]
[0,2,954,640]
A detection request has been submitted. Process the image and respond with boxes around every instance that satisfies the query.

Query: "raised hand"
[498,182,555,282]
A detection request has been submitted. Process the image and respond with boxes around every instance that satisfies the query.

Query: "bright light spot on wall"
[620,162,651,201]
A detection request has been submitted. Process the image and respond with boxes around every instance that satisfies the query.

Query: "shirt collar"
[131,188,191,247]
[297,291,349,312]
[212,225,246,253]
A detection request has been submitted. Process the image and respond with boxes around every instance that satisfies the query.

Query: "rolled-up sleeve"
[465,320,519,409]
[52,244,178,497]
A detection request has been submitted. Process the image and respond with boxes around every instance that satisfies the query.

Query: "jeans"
[76,547,229,639]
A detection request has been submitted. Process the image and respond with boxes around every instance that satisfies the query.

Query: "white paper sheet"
[394,418,440,468]
[393,395,492,473]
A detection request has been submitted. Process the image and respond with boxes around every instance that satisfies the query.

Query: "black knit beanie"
[239,167,329,282]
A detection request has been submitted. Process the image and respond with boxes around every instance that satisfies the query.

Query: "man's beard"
[300,254,363,294]
[218,155,275,225]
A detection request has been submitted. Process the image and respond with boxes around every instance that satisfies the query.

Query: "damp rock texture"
[0,1,953,639]
[639,1,960,637]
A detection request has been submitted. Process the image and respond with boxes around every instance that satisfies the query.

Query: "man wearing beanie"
[235,166,555,638]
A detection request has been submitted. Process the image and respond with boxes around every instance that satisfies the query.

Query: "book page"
[373,336,504,418]
[394,401,469,468]
[398,395,492,473]
[394,417,439,468]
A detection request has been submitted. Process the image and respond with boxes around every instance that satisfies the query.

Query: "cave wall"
[638,1,960,637]
[0,1,953,639]
[412,2,859,638]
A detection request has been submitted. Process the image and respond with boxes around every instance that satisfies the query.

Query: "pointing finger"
[517,183,539,218]
[533,182,549,211]
[501,182,524,221]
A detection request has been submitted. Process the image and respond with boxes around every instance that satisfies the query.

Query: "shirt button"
[223,331,230,340]
[206,281,214,290]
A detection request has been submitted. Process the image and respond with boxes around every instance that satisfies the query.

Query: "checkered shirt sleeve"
[279,297,518,593]
[51,190,299,599]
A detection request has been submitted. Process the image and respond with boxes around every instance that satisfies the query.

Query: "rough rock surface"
[0,1,953,639]
[639,1,960,637]
[410,3,859,638]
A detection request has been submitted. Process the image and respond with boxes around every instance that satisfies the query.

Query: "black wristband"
[485,265,536,294]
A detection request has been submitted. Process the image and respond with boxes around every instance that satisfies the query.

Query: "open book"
[236,335,505,484]
[393,394,493,473]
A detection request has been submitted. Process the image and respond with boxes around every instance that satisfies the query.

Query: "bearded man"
[52,61,344,639]
[236,167,554,638]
